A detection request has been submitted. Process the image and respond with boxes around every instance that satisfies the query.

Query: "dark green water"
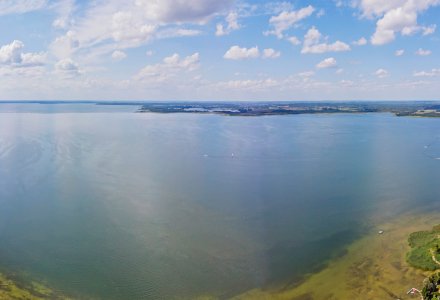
[0,104,439,299]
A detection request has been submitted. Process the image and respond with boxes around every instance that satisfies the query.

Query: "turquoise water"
[0,105,439,299]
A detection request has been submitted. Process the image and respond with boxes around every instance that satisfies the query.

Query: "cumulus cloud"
[111,50,127,60]
[0,40,46,67]
[55,58,81,78]
[135,52,200,82]
[301,27,351,54]
[265,5,315,39]
[0,41,25,65]
[262,48,281,59]
[395,49,405,56]
[353,37,367,46]
[355,0,440,45]
[216,12,240,36]
[422,24,437,35]
[375,68,389,78]
[287,36,301,45]
[415,48,432,56]
[316,57,337,69]
[224,46,259,60]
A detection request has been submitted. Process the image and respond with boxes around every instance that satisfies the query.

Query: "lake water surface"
[0,103,439,299]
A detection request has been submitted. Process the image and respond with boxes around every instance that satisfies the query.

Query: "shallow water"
[0,105,439,299]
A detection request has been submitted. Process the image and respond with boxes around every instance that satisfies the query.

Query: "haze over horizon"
[1,0,439,101]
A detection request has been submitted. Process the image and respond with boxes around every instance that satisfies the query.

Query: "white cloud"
[265,5,315,39]
[111,50,127,60]
[340,79,354,87]
[413,69,440,77]
[216,12,241,36]
[135,0,234,24]
[215,24,226,36]
[358,0,406,17]
[0,40,46,67]
[224,46,259,60]
[49,0,233,61]
[375,68,389,78]
[355,0,440,45]
[316,57,337,69]
[334,0,345,8]
[395,49,405,56]
[135,52,200,82]
[0,0,47,16]
[157,28,202,39]
[298,71,315,77]
[0,41,25,65]
[215,78,279,91]
[304,41,350,54]
[21,52,47,67]
[146,50,154,56]
[422,24,437,35]
[301,27,351,54]
[111,12,157,43]
[287,36,301,45]
[353,37,367,46]
[52,0,76,29]
[415,48,432,56]
[50,30,80,59]
[55,58,81,78]
[262,48,281,59]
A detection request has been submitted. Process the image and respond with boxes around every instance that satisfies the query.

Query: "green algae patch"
[407,225,440,271]
[0,272,69,300]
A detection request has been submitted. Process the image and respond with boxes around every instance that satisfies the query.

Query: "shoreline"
[231,212,439,300]
[0,271,69,299]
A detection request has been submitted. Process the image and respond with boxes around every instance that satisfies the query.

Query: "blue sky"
[0,0,439,101]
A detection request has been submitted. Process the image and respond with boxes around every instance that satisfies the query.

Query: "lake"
[0,103,439,299]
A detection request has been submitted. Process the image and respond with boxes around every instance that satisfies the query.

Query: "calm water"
[0,104,439,299]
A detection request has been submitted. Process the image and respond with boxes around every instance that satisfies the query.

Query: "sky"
[0,0,439,101]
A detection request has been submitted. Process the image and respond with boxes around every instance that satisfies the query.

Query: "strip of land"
[136,101,440,117]
[1,100,439,117]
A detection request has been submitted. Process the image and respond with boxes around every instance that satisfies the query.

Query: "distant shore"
[1,100,439,118]
[136,101,440,118]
